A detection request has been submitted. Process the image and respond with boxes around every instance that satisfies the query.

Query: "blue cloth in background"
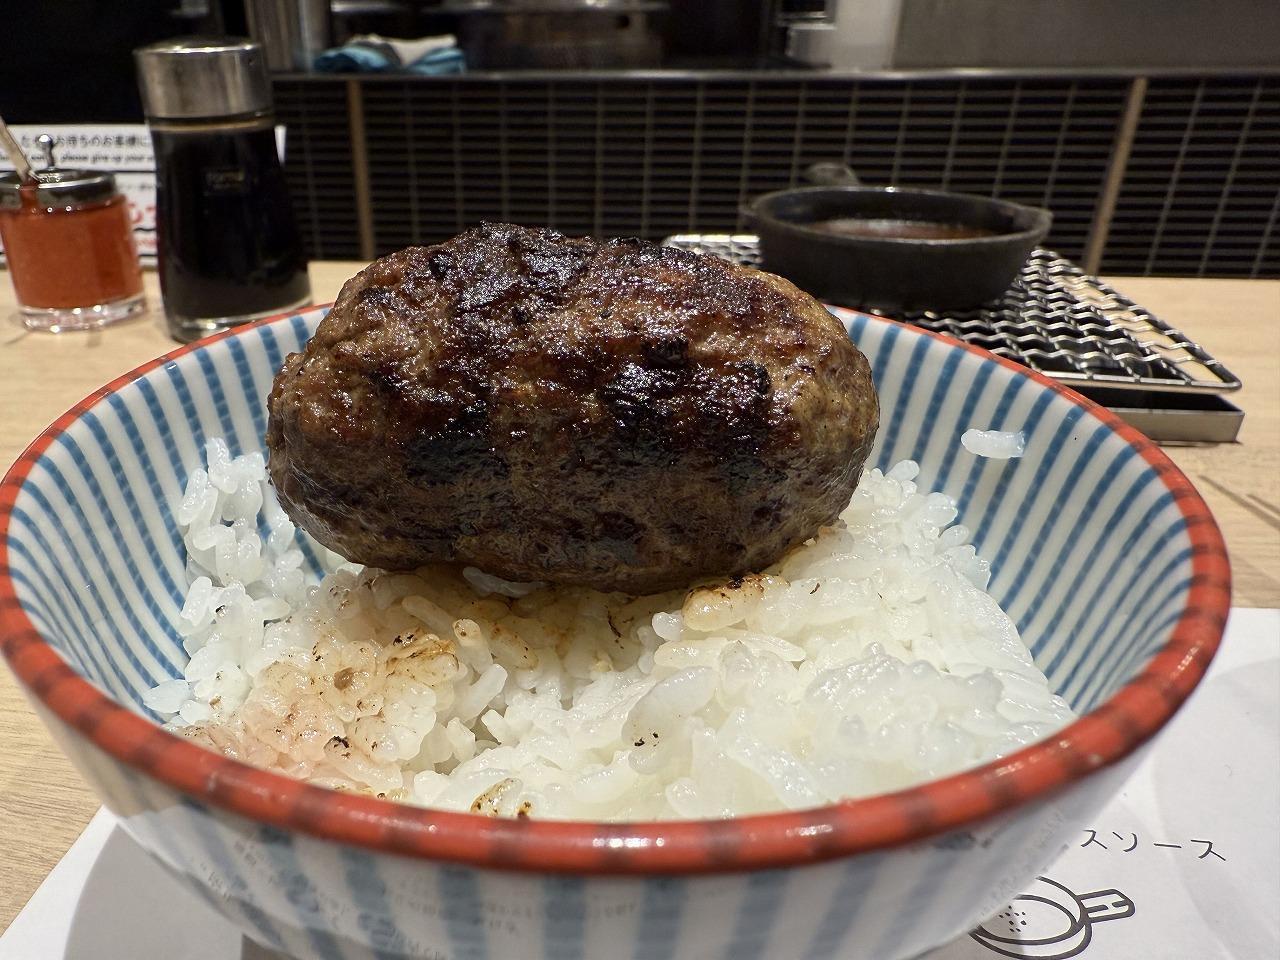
[314,37,465,75]
[314,45,389,73]
[404,47,466,75]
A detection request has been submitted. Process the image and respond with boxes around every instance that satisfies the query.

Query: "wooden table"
[0,264,1276,933]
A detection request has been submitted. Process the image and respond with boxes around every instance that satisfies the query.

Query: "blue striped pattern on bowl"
[1,306,1207,960]
[8,307,1190,717]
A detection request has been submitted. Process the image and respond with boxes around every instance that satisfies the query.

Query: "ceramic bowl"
[0,306,1228,960]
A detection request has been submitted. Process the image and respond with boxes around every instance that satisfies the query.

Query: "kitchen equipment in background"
[134,37,311,343]
[744,163,1051,311]
[783,0,903,68]
[244,0,333,72]
[891,0,1280,69]
[664,234,1244,443]
[781,0,1279,69]
[0,131,145,332]
[443,0,669,69]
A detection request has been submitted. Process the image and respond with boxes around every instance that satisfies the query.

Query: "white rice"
[149,438,1073,820]
[961,428,1027,460]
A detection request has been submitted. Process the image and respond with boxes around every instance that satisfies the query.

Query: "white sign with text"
[0,124,157,262]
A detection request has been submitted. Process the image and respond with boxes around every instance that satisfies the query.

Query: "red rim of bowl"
[0,305,1230,876]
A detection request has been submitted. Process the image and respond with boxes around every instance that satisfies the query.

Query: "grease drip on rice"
[145,439,1073,821]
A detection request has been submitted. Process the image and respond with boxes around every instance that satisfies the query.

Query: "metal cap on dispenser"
[0,135,117,210]
[133,37,272,120]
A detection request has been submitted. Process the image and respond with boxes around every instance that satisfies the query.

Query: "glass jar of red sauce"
[0,136,145,331]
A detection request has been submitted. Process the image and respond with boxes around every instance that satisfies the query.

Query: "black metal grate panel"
[799,78,1128,262]
[1101,75,1280,278]
[361,77,1129,260]
[666,234,1241,396]
[273,79,362,260]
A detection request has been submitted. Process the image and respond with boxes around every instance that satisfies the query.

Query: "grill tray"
[663,235,1241,397]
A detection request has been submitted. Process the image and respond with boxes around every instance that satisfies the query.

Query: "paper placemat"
[3,609,1276,960]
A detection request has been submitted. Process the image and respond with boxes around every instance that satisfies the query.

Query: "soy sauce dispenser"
[134,38,310,342]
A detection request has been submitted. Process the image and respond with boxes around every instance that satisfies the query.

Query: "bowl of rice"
[0,305,1228,960]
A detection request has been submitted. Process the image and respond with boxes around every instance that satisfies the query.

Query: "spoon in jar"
[0,114,37,183]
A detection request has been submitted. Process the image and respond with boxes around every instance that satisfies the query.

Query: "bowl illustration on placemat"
[971,876,1135,959]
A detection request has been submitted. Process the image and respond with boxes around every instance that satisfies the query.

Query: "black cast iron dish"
[744,164,1052,312]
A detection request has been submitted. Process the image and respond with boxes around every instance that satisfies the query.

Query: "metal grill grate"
[360,76,1129,261]
[664,234,1241,396]
[1101,75,1280,278]
[273,80,363,260]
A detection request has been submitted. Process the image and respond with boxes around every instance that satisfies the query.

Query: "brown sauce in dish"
[807,218,999,241]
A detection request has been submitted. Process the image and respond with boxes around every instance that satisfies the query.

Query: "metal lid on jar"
[133,37,272,120]
[0,135,117,210]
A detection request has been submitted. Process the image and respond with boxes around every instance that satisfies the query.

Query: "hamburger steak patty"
[266,223,879,593]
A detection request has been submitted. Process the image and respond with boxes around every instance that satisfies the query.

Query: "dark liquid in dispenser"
[151,123,309,329]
